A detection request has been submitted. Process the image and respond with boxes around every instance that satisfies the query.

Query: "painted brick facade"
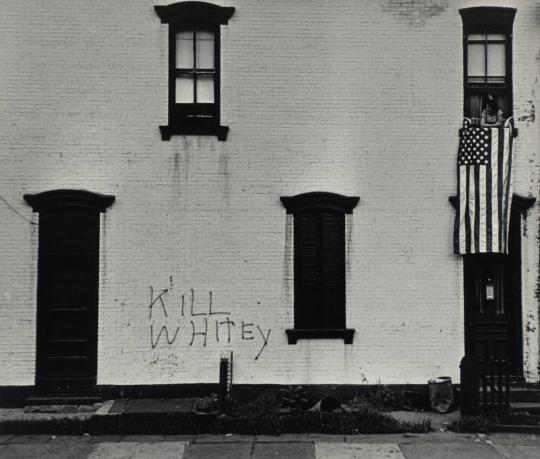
[0,0,538,390]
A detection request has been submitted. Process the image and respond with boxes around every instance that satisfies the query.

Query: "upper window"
[460,7,516,126]
[155,2,235,141]
[280,192,359,344]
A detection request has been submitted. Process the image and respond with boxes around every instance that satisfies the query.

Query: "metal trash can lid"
[428,376,452,384]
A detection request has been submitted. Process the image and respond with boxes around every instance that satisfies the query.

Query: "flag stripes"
[454,126,513,254]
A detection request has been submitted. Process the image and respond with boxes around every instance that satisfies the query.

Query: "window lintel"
[155,1,235,25]
[460,7,516,33]
[24,189,115,212]
[280,192,360,215]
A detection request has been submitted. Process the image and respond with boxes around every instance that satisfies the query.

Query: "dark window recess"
[155,2,235,141]
[460,7,516,127]
[281,192,359,344]
[24,190,114,395]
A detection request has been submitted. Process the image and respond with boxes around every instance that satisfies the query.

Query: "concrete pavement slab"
[399,441,501,459]
[217,434,255,442]
[316,442,405,459]
[0,442,95,459]
[346,432,477,444]
[194,433,254,443]
[253,442,315,459]
[113,398,196,413]
[306,433,345,442]
[162,434,196,442]
[184,442,252,459]
[4,434,51,444]
[88,434,124,443]
[121,434,166,442]
[109,399,129,413]
[48,435,91,445]
[255,434,313,442]
[491,444,540,459]
[488,433,540,443]
[88,441,185,458]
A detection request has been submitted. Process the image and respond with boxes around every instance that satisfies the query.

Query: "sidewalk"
[0,432,539,458]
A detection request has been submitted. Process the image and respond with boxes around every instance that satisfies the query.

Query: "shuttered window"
[281,192,359,344]
[295,210,345,329]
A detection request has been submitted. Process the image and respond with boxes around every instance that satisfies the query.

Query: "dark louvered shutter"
[320,212,345,328]
[294,210,345,329]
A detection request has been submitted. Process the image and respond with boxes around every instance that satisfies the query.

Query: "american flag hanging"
[454,124,513,254]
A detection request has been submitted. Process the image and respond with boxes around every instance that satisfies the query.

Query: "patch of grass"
[401,418,433,433]
[278,386,309,411]
[228,393,279,418]
[347,384,413,411]
[447,415,492,433]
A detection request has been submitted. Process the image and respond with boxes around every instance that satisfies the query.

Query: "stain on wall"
[517,97,536,124]
[524,311,537,379]
[379,0,448,27]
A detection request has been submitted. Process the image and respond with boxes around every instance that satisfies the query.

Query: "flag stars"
[458,126,492,166]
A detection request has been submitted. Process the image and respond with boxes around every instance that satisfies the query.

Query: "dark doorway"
[25,190,114,395]
[36,209,99,393]
[464,208,522,375]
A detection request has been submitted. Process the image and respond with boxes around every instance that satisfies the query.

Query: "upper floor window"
[460,7,516,126]
[280,192,359,344]
[155,2,235,141]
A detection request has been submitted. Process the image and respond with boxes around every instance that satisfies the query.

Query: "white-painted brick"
[0,0,538,387]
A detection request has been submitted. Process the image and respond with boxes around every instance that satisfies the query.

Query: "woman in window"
[480,94,504,127]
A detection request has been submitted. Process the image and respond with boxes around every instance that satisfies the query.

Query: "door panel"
[36,209,99,393]
[464,211,522,374]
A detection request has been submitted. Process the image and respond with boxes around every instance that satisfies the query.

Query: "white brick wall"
[0,0,538,387]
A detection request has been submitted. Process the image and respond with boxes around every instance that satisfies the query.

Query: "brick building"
[0,0,538,403]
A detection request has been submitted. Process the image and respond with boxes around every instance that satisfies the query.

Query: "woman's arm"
[496,110,504,126]
[480,110,487,127]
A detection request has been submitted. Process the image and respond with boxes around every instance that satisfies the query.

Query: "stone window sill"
[286,329,355,345]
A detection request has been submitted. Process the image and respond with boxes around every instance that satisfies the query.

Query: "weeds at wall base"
[0,409,432,436]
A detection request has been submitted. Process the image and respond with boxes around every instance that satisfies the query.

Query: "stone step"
[25,396,102,406]
[509,387,540,403]
[501,412,540,425]
[509,402,540,414]
[470,384,540,403]
[492,424,540,434]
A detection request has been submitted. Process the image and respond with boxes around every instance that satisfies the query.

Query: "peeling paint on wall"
[517,98,536,125]
[524,311,537,380]
[379,0,448,27]
[536,211,540,303]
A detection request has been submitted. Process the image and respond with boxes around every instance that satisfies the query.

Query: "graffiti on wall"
[148,282,271,360]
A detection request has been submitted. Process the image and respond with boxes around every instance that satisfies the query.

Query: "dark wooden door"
[36,208,99,394]
[464,211,522,374]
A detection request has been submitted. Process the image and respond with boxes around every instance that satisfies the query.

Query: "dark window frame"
[281,192,359,344]
[155,2,235,141]
[460,7,516,129]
